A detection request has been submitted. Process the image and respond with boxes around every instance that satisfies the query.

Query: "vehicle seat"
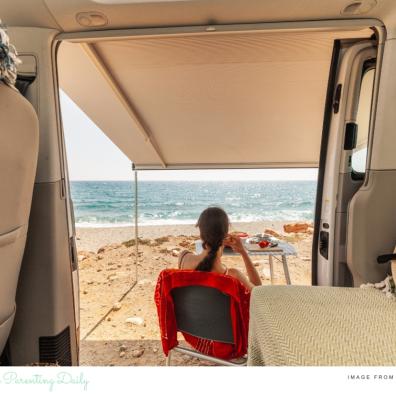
[0,82,39,354]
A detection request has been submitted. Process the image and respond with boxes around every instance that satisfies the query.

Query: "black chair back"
[171,285,234,344]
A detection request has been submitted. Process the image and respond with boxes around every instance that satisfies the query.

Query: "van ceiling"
[58,28,372,169]
[1,0,395,34]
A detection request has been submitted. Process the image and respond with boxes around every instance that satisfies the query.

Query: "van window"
[351,68,375,174]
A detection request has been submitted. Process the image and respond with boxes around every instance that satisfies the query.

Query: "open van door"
[312,35,380,287]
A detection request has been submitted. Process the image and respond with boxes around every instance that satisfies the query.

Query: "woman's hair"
[196,207,229,272]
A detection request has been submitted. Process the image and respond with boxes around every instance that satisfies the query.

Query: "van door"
[312,38,379,287]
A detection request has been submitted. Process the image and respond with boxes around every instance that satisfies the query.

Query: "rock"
[171,249,180,257]
[178,240,191,248]
[138,279,152,285]
[131,349,144,358]
[125,316,144,326]
[112,302,122,311]
[283,222,310,234]
[152,348,159,353]
[264,229,282,238]
[119,345,127,352]
[97,247,106,254]
[262,267,271,280]
[82,290,88,295]
[119,351,126,358]
[97,254,104,260]
[107,317,112,321]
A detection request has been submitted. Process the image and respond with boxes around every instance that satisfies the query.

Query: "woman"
[178,207,262,290]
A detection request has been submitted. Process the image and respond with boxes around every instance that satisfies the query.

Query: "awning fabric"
[58,28,371,169]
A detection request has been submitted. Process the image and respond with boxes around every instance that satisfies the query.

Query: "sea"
[70,180,317,228]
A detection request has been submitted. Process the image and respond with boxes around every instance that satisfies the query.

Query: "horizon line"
[70,179,317,182]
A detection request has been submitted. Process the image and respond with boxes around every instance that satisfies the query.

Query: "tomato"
[259,240,270,248]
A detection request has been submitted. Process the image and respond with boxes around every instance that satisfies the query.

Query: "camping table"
[195,240,296,285]
[247,285,396,365]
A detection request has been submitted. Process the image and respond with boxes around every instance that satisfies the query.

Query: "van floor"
[76,227,312,366]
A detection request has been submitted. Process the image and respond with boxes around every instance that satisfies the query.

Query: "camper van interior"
[1,0,396,366]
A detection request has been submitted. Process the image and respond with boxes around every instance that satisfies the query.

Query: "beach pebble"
[262,268,271,280]
[119,351,126,358]
[119,345,127,352]
[132,349,145,358]
[125,316,144,326]
[138,279,152,285]
[152,348,159,353]
[171,249,180,257]
[112,302,122,311]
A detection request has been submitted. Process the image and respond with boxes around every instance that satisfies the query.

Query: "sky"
[60,91,318,182]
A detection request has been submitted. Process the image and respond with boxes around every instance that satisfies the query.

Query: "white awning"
[58,28,371,169]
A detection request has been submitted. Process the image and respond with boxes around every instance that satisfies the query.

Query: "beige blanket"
[248,285,396,366]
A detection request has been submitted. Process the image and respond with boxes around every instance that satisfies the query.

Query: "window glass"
[352,68,375,173]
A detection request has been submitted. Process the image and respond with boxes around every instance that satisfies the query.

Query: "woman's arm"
[240,249,262,286]
[225,235,262,286]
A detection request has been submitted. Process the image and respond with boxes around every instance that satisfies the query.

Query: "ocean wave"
[71,180,316,228]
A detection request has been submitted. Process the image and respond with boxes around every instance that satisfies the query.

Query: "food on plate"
[246,233,279,249]
[230,231,249,238]
[258,240,270,248]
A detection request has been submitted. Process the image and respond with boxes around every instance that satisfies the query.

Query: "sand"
[76,222,313,366]
[76,221,288,252]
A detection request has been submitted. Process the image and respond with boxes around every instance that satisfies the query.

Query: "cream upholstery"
[0,82,39,354]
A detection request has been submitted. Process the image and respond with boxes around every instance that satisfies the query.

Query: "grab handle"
[377,254,396,264]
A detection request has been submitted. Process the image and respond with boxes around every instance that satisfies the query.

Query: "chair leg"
[166,350,172,366]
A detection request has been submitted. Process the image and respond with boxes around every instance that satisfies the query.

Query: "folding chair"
[167,285,247,366]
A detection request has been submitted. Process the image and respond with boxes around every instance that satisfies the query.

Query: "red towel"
[154,269,250,359]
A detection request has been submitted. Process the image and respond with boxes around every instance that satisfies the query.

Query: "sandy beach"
[76,222,313,366]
